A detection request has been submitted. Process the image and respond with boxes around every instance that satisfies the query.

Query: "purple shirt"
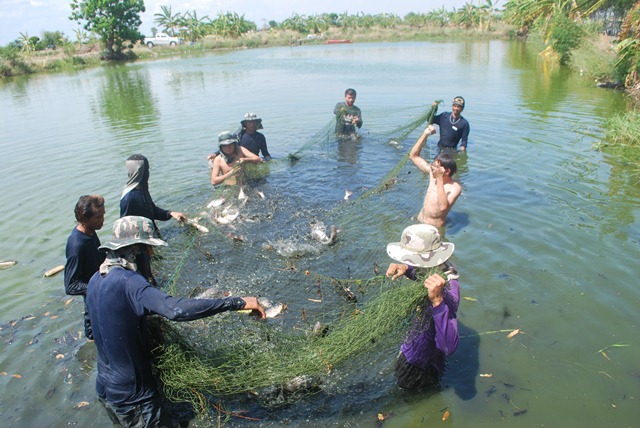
[400,277,460,372]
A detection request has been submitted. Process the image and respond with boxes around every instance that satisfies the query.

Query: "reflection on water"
[0,40,638,427]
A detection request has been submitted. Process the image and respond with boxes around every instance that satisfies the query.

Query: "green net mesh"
[150,104,441,417]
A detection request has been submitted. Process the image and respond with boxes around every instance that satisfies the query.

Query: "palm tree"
[154,5,182,36]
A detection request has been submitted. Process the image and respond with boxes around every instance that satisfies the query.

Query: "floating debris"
[463,296,478,302]
[44,265,65,277]
[480,373,493,378]
[0,260,17,270]
[506,329,521,339]
[442,410,450,421]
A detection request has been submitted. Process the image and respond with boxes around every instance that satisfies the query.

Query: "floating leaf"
[64,298,74,306]
[308,298,322,303]
[506,329,520,338]
[74,401,90,408]
[24,316,36,321]
[442,410,450,421]
[12,374,22,379]
[50,315,59,319]
[463,296,478,302]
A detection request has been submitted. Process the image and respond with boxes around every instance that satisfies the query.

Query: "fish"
[214,207,239,224]
[0,260,17,269]
[344,190,353,200]
[257,297,286,319]
[187,219,209,233]
[310,222,338,245]
[238,187,247,201]
[44,265,65,277]
[207,198,225,208]
[257,191,265,199]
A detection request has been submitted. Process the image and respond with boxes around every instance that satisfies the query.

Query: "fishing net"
[150,104,442,417]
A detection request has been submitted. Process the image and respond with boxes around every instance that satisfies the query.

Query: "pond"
[0,40,638,427]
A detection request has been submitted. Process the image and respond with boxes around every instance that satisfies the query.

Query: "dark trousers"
[99,396,175,428]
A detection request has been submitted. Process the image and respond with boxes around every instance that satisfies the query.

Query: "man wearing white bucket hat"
[87,216,265,427]
[386,224,460,390]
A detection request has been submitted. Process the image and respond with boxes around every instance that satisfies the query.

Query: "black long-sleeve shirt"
[86,268,246,405]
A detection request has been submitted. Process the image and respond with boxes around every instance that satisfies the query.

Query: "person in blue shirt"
[238,112,271,161]
[63,194,106,340]
[426,96,470,151]
[87,216,265,427]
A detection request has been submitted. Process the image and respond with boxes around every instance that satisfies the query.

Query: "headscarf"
[99,246,141,276]
[121,155,151,200]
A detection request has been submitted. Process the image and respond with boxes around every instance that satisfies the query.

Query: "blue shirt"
[433,112,470,149]
[86,268,246,405]
[63,227,104,296]
[239,131,271,159]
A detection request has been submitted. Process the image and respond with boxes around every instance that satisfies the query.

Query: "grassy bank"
[1,24,513,78]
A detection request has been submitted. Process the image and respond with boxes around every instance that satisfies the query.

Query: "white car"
[143,33,182,47]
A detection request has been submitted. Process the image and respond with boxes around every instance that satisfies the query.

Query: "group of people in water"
[62,91,470,427]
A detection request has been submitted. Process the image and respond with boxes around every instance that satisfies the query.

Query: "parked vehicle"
[143,33,182,48]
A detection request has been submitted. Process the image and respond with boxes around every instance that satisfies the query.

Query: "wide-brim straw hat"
[386,224,454,268]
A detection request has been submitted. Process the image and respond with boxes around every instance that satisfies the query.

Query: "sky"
[0,0,473,45]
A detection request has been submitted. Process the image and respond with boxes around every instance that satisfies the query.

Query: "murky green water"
[0,40,638,427]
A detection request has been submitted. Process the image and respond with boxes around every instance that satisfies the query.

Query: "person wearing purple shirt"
[386,224,460,390]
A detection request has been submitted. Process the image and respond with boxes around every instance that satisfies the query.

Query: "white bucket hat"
[386,224,454,268]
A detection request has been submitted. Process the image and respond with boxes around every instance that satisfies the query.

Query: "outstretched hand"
[241,297,266,319]
[171,211,187,222]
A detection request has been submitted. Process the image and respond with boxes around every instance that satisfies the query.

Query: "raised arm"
[426,274,459,355]
[409,126,435,174]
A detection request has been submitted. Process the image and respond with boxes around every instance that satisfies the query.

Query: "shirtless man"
[211,131,262,186]
[409,126,462,229]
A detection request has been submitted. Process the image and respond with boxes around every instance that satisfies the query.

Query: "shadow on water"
[446,321,480,401]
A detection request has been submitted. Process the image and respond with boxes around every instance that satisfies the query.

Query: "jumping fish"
[310,222,338,245]
[44,265,65,277]
[0,260,17,269]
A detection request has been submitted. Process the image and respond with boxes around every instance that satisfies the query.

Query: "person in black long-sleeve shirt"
[63,194,106,340]
[86,215,265,427]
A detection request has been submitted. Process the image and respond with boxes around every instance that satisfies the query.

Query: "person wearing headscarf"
[386,224,460,390]
[210,131,262,186]
[86,216,265,427]
[120,154,187,229]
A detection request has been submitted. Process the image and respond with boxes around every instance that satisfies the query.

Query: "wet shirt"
[433,112,470,149]
[400,273,460,372]
[334,102,363,135]
[63,228,104,296]
[86,268,246,406]
[120,188,171,224]
[239,131,271,159]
